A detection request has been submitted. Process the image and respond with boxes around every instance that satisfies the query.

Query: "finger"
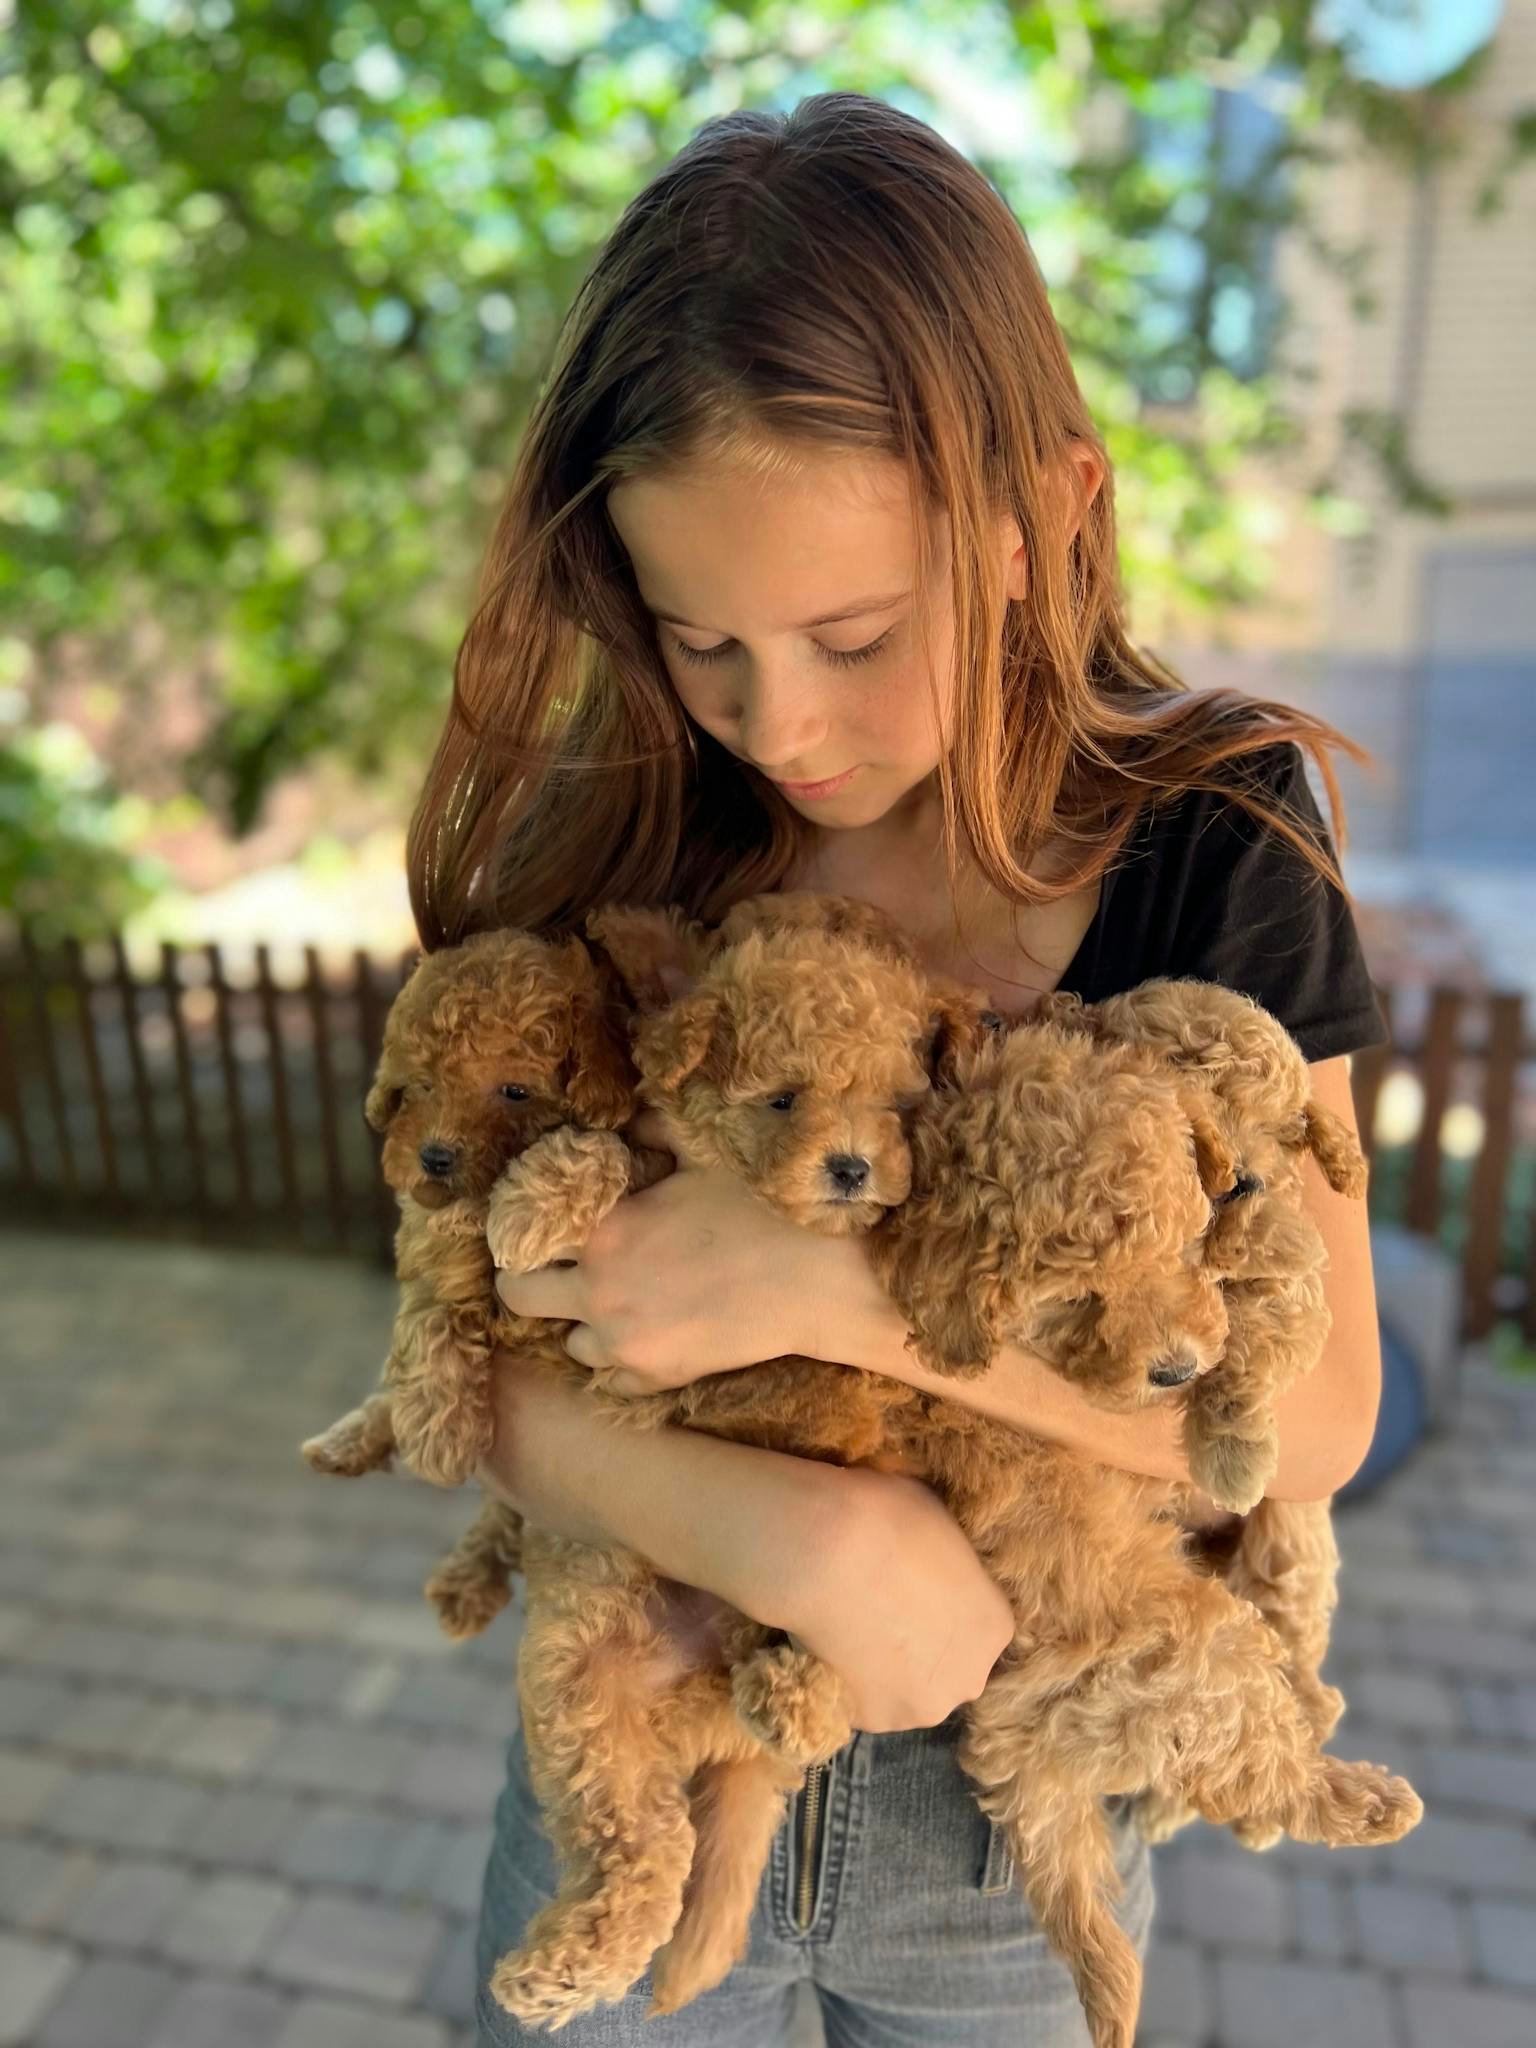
[593,1366,653,1400]
[496,1264,585,1322]
[562,1321,611,1373]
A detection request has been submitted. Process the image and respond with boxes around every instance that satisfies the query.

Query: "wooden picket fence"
[0,928,1532,1338]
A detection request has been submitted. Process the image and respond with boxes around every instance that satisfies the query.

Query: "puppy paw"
[1128,1788,1195,1846]
[1187,1429,1274,1515]
[424,1563,511,1641]
[489,1907,651,2028]
[299,1401,395,1478]
[1231,1816,1285,1852]
[1307,1758,1424,1847]
[732,1645,850,1767]
[487,1127,632,1272]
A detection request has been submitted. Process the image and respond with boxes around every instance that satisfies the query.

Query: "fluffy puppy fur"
[1034,978,1364,1848]
[481,904,989,2030]
[487,902,1418,2048]
[298,926,652,1635]
[859,1013,1418,2048]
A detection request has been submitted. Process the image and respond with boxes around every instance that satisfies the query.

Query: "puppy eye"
[498,1084,530,1103]
[765,1091,797,1113]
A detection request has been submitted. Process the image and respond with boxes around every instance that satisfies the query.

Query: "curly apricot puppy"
[298,925,642,1633]
[864,1015,1419,2048]
[481,898,990,2032]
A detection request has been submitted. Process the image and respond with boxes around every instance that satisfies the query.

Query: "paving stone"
[273,1998,451,2048]
[1352,1880,1468,1973]
[1418,1741,1536,1818]
[40,1765,216,1855]
[1459,1680,1524,1740]
[138,1633,279,1700]
[0,1933,77,2047]
[1161,1848,1293,1953]
[398,1737,508,1820]
[262,1721,424,1802]
[0,1839,101,1932]
[280,1804,426,1891]
[187,1783,314,1872]
[1345,1665,1463,1734]
[158,1873,296,1970]
[1388,1620,1536,1681]
[382,1666,514,1737]
[1139,1937,1212,2041]
[263,1891,444,2003]
[1213,1956,1397,2048]
[128,1701,284,1781]
[264,1646,375,1713]
[10,1619,159,1682]
[0,1747,70,1826]
[1470,1899,1536,1988]
[62,1856,193,1949]
[0,1671,77,1742]
[1292,1873,1356,1963]
[1401,1980,1536,2048]
[143,1977,291,2048]
[34,1955,180,2048]
[1368,1812,1536,1896]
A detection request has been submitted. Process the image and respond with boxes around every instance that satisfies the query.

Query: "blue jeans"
[475,1712,1155,2045]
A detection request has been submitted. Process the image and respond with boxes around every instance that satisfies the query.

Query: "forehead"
[719,953,931,1093]
[606,450,925,632]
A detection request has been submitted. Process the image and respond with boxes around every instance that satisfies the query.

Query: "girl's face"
[607,446,1018,830]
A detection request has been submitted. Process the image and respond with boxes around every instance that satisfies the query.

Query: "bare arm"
[474,1364,1012,1731]
[810,1056,1382,1505]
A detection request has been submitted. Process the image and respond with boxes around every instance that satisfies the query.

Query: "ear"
[1035,989,1097,1035]
[922,977,998,1088]
[636,989,725,1096]
[585,904,707,1015]
[1299,1099,1369,1199]
[562,945,638,1129]
[364,1071,404,1133]
[1186,1099,1238,1203]
[904,1267,1012,1377]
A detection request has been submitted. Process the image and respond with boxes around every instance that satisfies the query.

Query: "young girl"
[407,91,1387,2048]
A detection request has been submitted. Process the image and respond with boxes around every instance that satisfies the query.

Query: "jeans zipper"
[793,1760,829,1932]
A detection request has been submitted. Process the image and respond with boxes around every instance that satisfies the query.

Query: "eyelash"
[667,628,894,671]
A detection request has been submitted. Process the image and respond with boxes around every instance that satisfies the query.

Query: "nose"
[737,671,829,774]
[825,1153,870,1196]
[419,1141,458,1179]
[1147,1350,1200,1389]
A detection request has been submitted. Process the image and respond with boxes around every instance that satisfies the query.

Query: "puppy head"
[633,922,973,1235]
[881,1026,1226,1384]
[366,930,637,1209]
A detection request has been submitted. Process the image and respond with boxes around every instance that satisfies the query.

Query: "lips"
[770,766,858,799]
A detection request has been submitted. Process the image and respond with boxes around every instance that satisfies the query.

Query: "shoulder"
[1079,740,1387,1063]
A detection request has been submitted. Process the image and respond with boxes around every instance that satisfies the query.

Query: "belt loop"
[980,1817,1015,1895]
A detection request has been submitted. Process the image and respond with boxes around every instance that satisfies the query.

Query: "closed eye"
[668,628,895,671]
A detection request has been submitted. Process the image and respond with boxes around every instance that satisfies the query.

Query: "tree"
[2,0,1527,907]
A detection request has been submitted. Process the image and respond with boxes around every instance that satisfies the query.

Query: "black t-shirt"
[1054,741,1387,1065]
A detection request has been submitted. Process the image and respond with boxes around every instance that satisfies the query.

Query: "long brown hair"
[408,90,1365,976]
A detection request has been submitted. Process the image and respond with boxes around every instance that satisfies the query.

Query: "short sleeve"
[1162,742,1388,1064]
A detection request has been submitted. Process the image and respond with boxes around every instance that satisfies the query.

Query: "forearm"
[474,1359,845,1630]
[811,1235,1365,1503]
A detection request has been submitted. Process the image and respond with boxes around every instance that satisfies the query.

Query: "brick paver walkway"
[2,1230,1533,2047]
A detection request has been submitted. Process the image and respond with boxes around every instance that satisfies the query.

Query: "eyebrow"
[646,590,910,632]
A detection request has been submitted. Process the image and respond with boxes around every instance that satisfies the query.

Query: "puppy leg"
[729,1638,853,1768]
[389,1309,495,1487]
[647,1752,802,2016]
[300,1392,396,1476]
[489,1577,698,2027]
[1183,1277,1324,1513]
[424,1495,524,1640]
[957,1708,1141,2048]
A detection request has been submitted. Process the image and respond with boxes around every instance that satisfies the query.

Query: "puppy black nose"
[419,1141,457,1179]
[1214,1168,1264,1208]
[825,1153,870,1194]
[1148,1351,1200,1389]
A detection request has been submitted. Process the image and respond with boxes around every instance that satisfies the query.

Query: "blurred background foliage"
[2,0,1530,940]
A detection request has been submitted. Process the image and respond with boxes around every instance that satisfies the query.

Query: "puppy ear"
[364,1063,405,1133]
[636,989,725,1096]
[1299,1099,1369,1199]
[903,1266,1012,1377]
[922,977,997,1088]
[1035,989,1097,1035]
[561,945,638,1129]
[585,904,707,1015]
[1186,1099,1239,1203]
